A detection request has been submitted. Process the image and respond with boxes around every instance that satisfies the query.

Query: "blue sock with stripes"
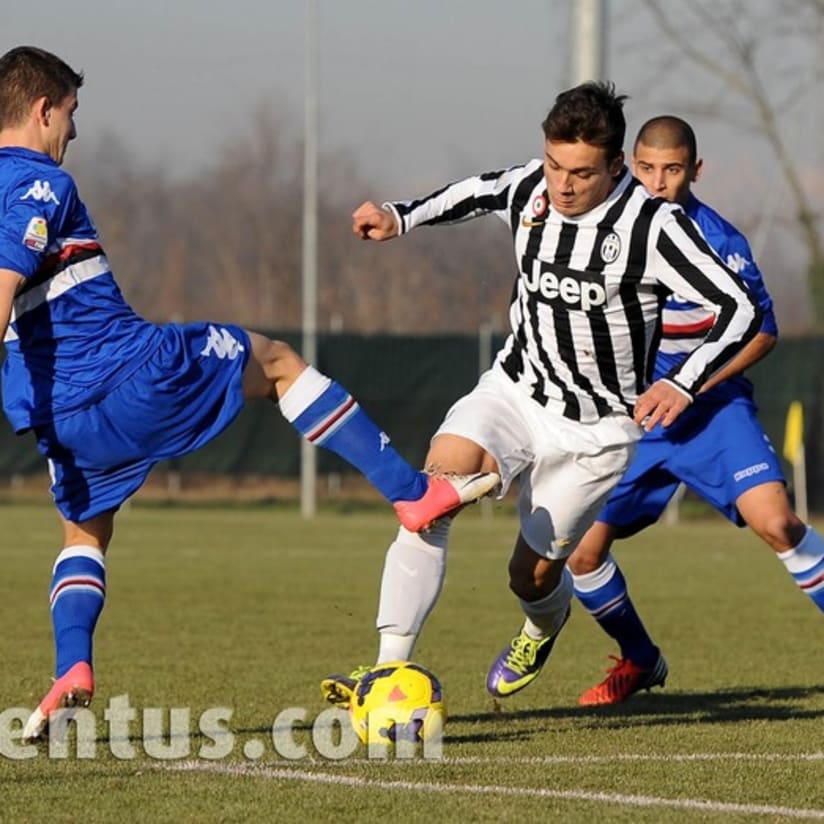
[278,366,428,503]
[572,555,659,668]
[50,546,106,678]
[778,526,824,611]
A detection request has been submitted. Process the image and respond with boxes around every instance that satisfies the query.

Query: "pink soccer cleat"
[22,661,95,743]
[393,472,500,532]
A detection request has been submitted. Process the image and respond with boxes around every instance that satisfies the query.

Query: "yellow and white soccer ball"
[349,661,446,746]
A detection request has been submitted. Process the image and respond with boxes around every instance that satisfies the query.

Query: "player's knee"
[63,512,115,552]
[752,511,806,551]
[253,337,307,386]
[567,523,613,575]
[263,338,303,373]
[507,555,555,601]
[567,545,601,576]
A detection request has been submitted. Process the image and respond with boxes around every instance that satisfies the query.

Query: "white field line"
[303,751,824,766]
[162,759,824,820]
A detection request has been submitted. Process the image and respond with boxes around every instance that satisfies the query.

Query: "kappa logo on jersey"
[522,262,607,311]
[725,252,751,273]
[20,180,60,205]
[200,325,244,360]
[22,216,48,252]
[600,232,621,264]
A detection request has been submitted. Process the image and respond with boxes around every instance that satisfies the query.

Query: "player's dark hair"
[634,115,698,166]
[542,81,627,163]
[0,46,83,130]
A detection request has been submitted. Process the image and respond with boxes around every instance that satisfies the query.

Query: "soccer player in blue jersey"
[0,46,499,741]
[488,115,824,704]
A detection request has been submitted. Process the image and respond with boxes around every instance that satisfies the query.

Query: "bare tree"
[640,0,824,326]
[68,112,516,335]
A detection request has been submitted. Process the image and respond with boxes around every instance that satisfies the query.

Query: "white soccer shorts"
[434,368,641,559]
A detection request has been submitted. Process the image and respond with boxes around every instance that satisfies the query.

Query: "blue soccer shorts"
[34,322,251,522]
[599,397,785,537]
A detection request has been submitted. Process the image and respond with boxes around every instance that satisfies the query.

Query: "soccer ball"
[349,661,446,746]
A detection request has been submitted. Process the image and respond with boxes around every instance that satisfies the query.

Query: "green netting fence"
[0,333,821,509]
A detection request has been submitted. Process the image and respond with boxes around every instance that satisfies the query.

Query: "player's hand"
[352,201,399,241]
[633,380,691,432]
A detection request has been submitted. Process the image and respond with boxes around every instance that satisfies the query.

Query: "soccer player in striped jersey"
[498,115,824,706]
[321,83,762,706]
[0,46,499,742]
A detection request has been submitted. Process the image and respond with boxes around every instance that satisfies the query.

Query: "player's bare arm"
[633,379,692,431]
[698,331,776,395]
[0,268,24,341]
[352,201,399,241]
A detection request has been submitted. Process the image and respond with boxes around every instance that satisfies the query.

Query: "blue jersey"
[0,147,162,433]
[654,193,777,404]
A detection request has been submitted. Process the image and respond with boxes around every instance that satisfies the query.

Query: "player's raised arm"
[366,163,530,240]
[352,201,400,241]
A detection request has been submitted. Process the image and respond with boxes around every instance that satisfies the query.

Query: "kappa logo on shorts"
[733,462,770,482]
[200,325,244,360]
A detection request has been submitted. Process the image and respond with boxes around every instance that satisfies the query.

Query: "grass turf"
[1,502,823,822]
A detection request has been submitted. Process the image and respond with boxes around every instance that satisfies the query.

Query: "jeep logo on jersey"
[522,263,607,311]
[21,180,60,205]
[600,232,621,263]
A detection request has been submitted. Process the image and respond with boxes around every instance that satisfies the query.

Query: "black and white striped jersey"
[387,162,761,423]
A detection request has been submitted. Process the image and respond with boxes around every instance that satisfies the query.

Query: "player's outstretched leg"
[23,545,105,741]
[278,366,499,530]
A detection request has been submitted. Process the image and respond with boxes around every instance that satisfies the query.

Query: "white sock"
[521,567,573,640]
[777,525,824,573]
[777,525,824,610]
[570,554,618,593]
[375,520,451,663]
[277,366,330,419]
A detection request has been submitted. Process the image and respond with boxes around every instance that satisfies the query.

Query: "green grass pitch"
[2,501,824,822]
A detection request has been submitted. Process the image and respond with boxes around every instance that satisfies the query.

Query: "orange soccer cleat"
[578,654,668,706]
